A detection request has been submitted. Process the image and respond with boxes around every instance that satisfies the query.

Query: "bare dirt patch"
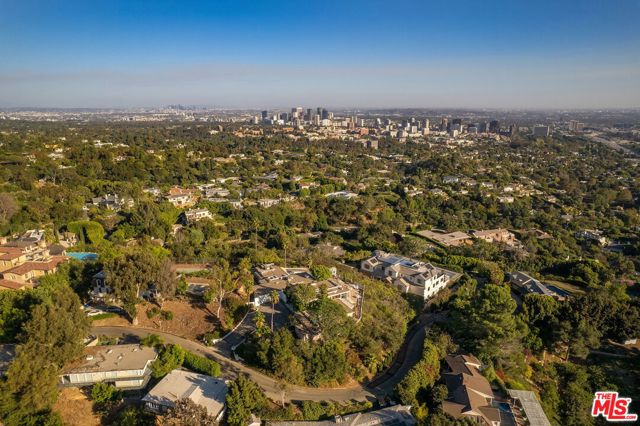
[92,298,222,340]
[54,387,101,426]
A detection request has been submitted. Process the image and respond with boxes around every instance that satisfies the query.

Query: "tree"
[311,265,333,281]
[2,282,89,420]
[270,290,280,331]
[254,311,269,337]
[0,193,18,224]
[225,375,267,426]
[308,296,354,341]
[151,344,185,378]
[289,283,317,311]
[91,382,122,404]
[105,249,175,322]
[206,258,252,318]
[159,398,216,426]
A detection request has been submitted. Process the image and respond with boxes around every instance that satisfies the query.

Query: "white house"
[361,250,451,300]
[60,345,157,389]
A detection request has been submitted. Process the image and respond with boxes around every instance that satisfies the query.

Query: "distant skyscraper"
[489,120,500,133]
[452,118,462,126]
[479,121,489,133]
[440,117,449,131]
[261,110,268,119]
[532,125,550,137]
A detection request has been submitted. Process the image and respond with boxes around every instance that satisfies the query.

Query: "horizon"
[2,0,640,109]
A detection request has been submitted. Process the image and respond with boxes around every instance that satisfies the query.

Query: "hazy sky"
[1,0,639,109]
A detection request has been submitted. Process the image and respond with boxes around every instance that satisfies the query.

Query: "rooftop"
[507,389,552,426]
[63,344,157,374]
[142,369,228,417]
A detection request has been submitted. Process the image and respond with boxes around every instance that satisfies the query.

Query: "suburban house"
[252,264,363,319]
[470,229,518,246]
[0,279,31,291]
[442,354,501,426]
[361,251,454,300]
[265,405,416,426]
[182,208,213,224]
[325,190,358,200]
[182,276,212,296]
[1,256,68,284]
[90,270,112,302]
[575,229,609,246]
[509,272,566,301]
[166,187,198,208]
[291,311,322,342]
[416,229,472,247]
[91,194,134,210]
[60,344,157,389]
[202,187,231,200]
[0,231,70,289]
[142,369,228,420]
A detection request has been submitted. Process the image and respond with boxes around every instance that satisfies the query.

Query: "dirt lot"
[54,388,101,426]
[92,298,222,340]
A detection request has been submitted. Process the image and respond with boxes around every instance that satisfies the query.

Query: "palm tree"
[270,290,279,331]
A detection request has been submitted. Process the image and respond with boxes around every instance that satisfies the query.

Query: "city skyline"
[1,0,640,108]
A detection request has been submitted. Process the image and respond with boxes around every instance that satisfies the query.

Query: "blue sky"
[1,0,639,108]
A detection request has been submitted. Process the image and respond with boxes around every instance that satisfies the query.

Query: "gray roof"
[142,369,228,417]
[266,405,416,426]
[507,389,552,426]
[64,344,157,374]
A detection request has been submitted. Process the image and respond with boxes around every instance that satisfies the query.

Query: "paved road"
[93,325,377,402]
[92,309,443,402]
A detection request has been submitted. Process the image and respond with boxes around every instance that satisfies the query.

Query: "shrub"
[141,334,164,348]
[147,307,160,319]
[202,331,221,346]
[183,351,221,377]
[151,344,185,378]
[91,382,122,404]
[160,310,174,320]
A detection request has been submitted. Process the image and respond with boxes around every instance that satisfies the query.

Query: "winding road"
[92,312,442,403]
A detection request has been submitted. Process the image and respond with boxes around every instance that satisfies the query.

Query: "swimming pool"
[67,252,98,261]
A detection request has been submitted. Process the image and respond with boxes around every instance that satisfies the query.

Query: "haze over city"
[2,0,640,109]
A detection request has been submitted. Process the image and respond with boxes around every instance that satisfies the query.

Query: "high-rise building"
[261,110,268,119]
[440,117,449,131]
[478,122,489,133]
[489,120,500,133]
[532,125,550,137]
[452,118,462,126]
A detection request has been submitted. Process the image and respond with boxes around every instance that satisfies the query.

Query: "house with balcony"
[361,251,454,300]
[60,344,157,390]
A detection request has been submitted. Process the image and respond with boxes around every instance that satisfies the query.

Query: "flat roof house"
[142,369,228,420]
[60,344,157,390]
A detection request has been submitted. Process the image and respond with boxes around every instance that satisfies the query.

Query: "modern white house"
[60,344,157,389]
[361,250,452,300]
[142,369,228,420]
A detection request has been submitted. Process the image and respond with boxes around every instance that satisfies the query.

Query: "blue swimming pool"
[67,252,98,261]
